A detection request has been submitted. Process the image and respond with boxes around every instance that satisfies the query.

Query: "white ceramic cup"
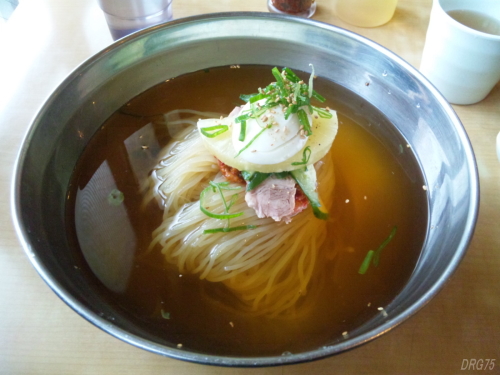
[420,0,500,105]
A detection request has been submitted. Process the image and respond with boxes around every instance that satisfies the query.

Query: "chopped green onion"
[160,310,171,319]
[271,67,284,87]
[283,67,300,82]
[200,125,228,138]
[373,226,397,266]
[240,93,259,102]
[358,226,397,274]
[200,186,244,220]
[293,81,301,102]
[246,172,271,191]
[203,225,258,234]
[308,64,315,98]
[238,120,246,142]
[240,170,255,181]
[297,108,312,136]
[249,93,268,103]
[311,90,326,103]
[313,106,333,118]
[291,146,312,166]
[358,250,374,275]
[208,181,241,191]
[237,66,329,138]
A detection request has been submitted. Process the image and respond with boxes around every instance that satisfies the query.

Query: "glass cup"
[267,0,317,18]
[334,0,398,27]
[420,0,500,104]
[97,0,173,40]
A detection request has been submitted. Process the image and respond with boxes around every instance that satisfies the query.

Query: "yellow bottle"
[334,0,398,27]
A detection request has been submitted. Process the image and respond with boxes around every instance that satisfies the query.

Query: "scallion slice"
[238,120,246,142]
[358,250,374,274]
[200,125,229,138]
[297,108,312,136]
[271,67,284,87]
[200,185,244,220]
[240,93,258,102]
[313,106,333,118]
[373,226,397,266]
[249,93,268,103]
[203,225,257,234]
[308,64,315,98]
[246,172,270,191]
[291,146,312,166]
[358,226,397,274]
[283,67,300,83]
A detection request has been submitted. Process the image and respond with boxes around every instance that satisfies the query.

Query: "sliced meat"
[228,105,244,118]
[245,176,307,224]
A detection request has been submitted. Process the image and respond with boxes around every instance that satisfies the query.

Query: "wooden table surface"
[1,0,499,374]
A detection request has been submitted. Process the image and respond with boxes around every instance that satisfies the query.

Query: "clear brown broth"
[67,65,427,356]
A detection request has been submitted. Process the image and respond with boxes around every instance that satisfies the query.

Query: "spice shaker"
[267,0,316,18]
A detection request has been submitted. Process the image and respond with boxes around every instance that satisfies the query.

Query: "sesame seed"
[377,307,383,311]
[423,185,428,191]
[367,302,371,307]
[177,343,183,348]
[251,150,257,153]
[345,199,350,203]
[229,321,234,328]
[342,331,349,338]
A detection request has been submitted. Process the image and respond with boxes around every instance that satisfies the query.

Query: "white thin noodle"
[148,119,336,316]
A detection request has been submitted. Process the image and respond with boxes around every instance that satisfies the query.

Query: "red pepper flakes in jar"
[267,0,316,18]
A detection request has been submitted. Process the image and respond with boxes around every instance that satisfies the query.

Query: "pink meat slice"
[245,176,302,224]
[228,106,243,118]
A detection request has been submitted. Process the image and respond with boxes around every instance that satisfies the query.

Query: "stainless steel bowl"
[11,13,479,366]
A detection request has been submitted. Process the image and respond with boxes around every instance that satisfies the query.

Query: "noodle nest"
[147,110,336,316]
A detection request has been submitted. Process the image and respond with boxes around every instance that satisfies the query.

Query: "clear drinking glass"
[97,0,173,40]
